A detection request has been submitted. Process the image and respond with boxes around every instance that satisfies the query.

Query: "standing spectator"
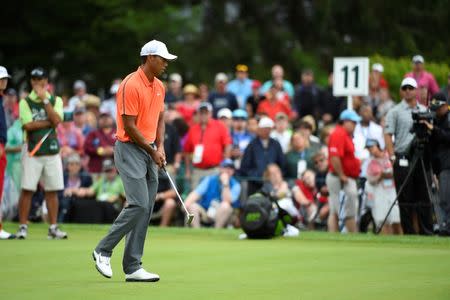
[404,55,439,105]
[5,118,23,194]
[16,67,67,239]
[366,63,389,110]
[326,110,361,233]
[376,88,395,122]
[59,153,93,223]
[165,73,183,104]
[184,102,232,188]
[0,66,13,239]
[176,84,200,125]
[239,117,285,195]
[260,65,295,99]
[3,88,19,128]
[293,69,322,120]
[101,79,121,121]
[230,109,253,168]
[384,77,433,235]
[285,132,314,179]
[57,120,84,160]
[185,159,241,228]
[257,85,291,121]
[270,112,292,153]
[208,73,238,118]
[84,112,116,174]
[364,139,402,235]
[68,80,89,112]
[227,64,253,109]
[320,73,346,124]
[246,80,265,118]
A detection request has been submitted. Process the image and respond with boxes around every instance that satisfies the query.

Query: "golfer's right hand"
[150,149,166,168]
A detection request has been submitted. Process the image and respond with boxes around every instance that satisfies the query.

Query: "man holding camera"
[422,93,450,236]
[384,77,433,235]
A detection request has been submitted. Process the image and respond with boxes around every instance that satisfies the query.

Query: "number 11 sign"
[333,57,369,109]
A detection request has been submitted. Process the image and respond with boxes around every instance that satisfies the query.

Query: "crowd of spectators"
[1,54,449,238]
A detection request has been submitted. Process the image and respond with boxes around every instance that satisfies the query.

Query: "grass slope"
[1,223,450,300]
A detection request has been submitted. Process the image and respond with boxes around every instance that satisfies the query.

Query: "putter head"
[187,214,194,225]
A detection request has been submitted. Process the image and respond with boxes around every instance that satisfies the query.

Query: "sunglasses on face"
[401,85,415,91]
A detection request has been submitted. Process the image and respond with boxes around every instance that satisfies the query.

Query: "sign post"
[333,57,369,110]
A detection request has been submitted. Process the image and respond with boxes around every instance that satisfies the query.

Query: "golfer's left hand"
[150,150,166,168]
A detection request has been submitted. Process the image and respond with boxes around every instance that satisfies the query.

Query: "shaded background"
[1,0,449,96]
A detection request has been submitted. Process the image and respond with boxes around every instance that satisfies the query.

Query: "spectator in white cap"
[404,55,439,105]
[100,78,122,121]
[68,79,89,112]
[0,66,13,239]
[384,77,433,235]
[208,72,238,118]
[239,116,285,195]
[165,73,183,104]
[217,107,233,130]
[367,63,389,112]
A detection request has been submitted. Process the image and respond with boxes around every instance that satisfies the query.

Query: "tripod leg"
[418,158,435,234]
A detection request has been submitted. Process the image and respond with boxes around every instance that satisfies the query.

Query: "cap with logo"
[400,77,417,89]
[140,40,177,61]
[0,66,11,79]
[412,55,425,64]
[339,109,362,123]
[30,67,48,79]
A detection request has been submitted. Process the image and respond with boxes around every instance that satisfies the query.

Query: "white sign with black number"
[333,57,369,97]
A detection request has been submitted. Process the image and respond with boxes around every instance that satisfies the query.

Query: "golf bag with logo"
[240,192,292,239]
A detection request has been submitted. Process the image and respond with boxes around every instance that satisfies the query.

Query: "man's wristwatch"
[43,98,50,105]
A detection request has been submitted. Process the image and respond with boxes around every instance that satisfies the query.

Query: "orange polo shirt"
[116,67,165,143]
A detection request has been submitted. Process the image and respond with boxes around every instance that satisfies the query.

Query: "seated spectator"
[270,112,292,153]
[217,108,233,130]
[176,84,200,125]
[152,170,178,227]
[78,159,125,212]
[185,159,241,228]
[84,94,101,117]
[239,117,285,195]
[58,153,93,222]
[208,73,238,118]
[257,85,292,121]
[246,80,265,118]
[364,139,402,235]
[230,109,253,169]
[84,112,116,174]
[73,106,94,136]
[295,120,322,157]
[292,169,318,225]
[285,132,314,179]
[57,120,84,160]
[262,164,298,220]
[311,153,330,225]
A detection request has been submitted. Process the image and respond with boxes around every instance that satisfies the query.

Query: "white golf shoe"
[125,268,160,282]
[92,250,112,278]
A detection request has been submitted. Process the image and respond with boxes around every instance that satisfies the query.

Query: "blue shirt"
[231,130,254,153]
[194,174,241,209]
[227,78,253,108]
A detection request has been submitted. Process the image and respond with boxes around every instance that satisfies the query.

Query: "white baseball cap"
[400,77,417,89]
[73,80,86,90]
[258,117,275,128]
[217,108,232,119]
[169,73,182,83]
[412,55,424,64]
[372,63,384,73]
[0,66,11,79]
[215,72,228,83]
[140,40,177,61]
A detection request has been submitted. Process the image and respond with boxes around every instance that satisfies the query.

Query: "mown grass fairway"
[1,223,449,300]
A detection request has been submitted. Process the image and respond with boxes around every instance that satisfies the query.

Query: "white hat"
[140,40,177,61]
[73,80,86,90]
[0,66,11,79]
[372,63,384,73]
[215,72,228,83]
[169,73,182,83]
[110,82,120,94]
[217,108,232,119]
[412,55,424,64]
[258,117,274,128]
[401,77,417,89]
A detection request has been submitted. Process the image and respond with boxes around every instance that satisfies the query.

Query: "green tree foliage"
[0,0,448,93]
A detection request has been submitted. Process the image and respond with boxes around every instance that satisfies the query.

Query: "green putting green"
[1,223,449,300]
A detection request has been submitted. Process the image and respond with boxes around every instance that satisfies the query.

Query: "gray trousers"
[439,170,450,228]
[95,141,158,274]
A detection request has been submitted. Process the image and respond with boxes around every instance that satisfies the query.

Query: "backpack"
[240,193,291,239]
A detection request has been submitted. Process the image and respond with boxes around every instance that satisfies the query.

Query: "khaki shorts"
[21,146,64,192]
[326,173,358,218]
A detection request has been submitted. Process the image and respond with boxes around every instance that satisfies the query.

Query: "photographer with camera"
[421,93,450,236]
[384,77,433,235]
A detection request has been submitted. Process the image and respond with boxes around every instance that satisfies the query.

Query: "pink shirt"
[404,71,439,104]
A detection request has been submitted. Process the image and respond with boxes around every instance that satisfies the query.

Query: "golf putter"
[162,166,194,225]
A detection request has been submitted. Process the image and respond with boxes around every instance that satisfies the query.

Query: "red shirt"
[295,180,315,205]
[257,99,291,120]
[328,125,361,178]
[183,119,232,169]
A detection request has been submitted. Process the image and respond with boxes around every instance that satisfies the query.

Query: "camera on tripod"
[411,109,435,143]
